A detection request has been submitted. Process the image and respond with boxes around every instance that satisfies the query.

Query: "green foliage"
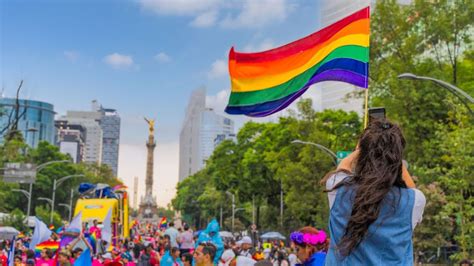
[173,100,361,232]
[34,205,62,228]
[370,0,474,261]
[1,209,29,233]
[0,139,123,225]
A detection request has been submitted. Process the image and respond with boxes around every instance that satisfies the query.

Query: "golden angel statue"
[144,117,155,135]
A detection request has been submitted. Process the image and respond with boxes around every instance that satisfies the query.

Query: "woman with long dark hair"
[324,119,426,265]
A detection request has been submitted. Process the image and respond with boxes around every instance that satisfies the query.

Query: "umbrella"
[260,232,286,240]
[219,231,233,238]
[0,226,19,240]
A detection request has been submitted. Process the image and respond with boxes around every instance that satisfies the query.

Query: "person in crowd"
[193,242,216,266]
[25,250,35,266]
[324,119,426,265]
[272,250,289,266]
[164,222,179,249]
[195,219,224,265]
[139,242,160,266]
[89,220,102,240]
[36,248,54,266]
[57,249,72,266]
[289,227,327,266]
[287,248,297,266]
[13,255,23,266]
[237,237,253,259]
[218,241,236,266]
[120,252,136,266]
[169,247,183,266]
[181,253,193,266]
[177,224,194,255]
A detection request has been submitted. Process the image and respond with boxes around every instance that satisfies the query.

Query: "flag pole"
[364,3,370,129]
[363,88,369,128]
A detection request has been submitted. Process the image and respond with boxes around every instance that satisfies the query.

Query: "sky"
[1,0,326,207]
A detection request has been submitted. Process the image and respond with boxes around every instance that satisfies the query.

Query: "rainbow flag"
[48,224,55,230]
[159,217,168,228]
[225,7,370,117]
[87,232,97,253]
[34,240,59,257]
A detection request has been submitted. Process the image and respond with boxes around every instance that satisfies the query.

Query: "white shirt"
[326,172,426,229]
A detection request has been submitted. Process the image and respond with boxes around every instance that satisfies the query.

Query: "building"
[179,88,235,182]
[62,110,103,165]
[59,100,120,176]
[55,120,85,163]
[98,108,120,176]
[0,98,55,147]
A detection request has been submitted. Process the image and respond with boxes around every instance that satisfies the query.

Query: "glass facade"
[0,98,55,147]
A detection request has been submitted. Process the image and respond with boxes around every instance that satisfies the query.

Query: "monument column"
[138,118,158,220]
[145,130,156,197]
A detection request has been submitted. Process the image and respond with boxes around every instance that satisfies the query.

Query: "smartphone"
[368,107,386,123]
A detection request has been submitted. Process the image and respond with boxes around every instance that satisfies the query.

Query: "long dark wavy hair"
[330,119,407,256]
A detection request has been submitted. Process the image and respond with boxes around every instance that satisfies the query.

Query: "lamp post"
[12,189,31,216]
[51,174,83,224]
[17,160,72,221]
[398,73,474,115]
[38,197,53,218]
[225,191,236,232]
[291,140,338,166]
[58,203,71,221]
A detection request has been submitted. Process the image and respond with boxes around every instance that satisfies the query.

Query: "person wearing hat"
[58,249,72,266]
[236,236,253,259]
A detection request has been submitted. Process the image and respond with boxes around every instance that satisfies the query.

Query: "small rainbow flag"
[49,224,55,230]
[159,217,168,228]
[87,232,97,253]
[225,7,370,117]
[34,240,59,257]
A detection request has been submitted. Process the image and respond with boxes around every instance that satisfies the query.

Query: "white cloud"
[64,50,79,62]
[206,89,230,112]
[207,59,228,79]
[190,10,218,28]
[103,53,134,69]
[118,141,179,207]
[154,52,171,63]
[220,0,288,28]
[139,0,292,29]
[243,38,276,52]
[139,0,221,15]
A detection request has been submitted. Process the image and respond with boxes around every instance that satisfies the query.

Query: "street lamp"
[291,140,338,166]
[12,189,31,217]
[398,73,474,115]
[38,197,53,216]
[19,160,72,222]
[58,203,71,221]
[225,191,236,232]
[51,174,83,224]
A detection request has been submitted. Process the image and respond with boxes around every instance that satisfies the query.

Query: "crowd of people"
[1,118,445,265]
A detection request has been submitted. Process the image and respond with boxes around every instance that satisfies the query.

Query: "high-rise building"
[0,98,55,147]
[179,88,235,182]
[62,111,103,165]
[59,100,120,176]
[99,108,120,176]
[55,120,85,163]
